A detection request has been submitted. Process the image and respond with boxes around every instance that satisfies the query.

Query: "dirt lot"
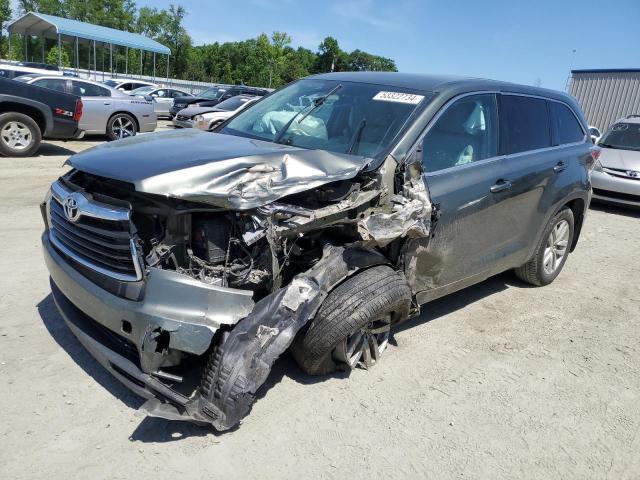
[1,125,639,479]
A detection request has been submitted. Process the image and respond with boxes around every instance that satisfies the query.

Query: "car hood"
[179,106,224,117]
[598,146,640,171]
[175,97,215,106]
[67,129,369,210]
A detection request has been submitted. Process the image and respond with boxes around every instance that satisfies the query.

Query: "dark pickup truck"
[0,77,84,157]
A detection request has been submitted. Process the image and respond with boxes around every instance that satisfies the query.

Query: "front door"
[405,93,514,294]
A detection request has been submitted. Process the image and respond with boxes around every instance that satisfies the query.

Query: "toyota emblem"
[63,195,80,222]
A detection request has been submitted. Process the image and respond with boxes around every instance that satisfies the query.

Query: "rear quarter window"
[499,95,551,154]
[550,102,584,145]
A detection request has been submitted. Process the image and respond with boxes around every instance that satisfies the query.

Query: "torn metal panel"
[358,176,432,247]
[181,245,389,430]
[67,129,370,210]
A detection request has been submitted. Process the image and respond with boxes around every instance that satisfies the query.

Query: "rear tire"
[514,207,574,286]
[292,265,411,375]
[0,112,41,157]
[106,113,137,140]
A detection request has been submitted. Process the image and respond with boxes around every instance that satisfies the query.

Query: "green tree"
[0,0,11,57]
[46,45,71,67]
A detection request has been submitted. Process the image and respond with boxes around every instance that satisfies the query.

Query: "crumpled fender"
[184,244,390,430]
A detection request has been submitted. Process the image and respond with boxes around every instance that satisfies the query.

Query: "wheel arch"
[0,103,47,135]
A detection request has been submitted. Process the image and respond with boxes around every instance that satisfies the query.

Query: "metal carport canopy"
[7,12,170,54]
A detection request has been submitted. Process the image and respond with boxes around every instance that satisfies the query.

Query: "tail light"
[73,98,83,122]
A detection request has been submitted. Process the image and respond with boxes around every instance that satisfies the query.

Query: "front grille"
[48,181,142,282]
[174,104,186,109]
[593,188,640,203]
[603,167,640,180]
[176,114,190,121]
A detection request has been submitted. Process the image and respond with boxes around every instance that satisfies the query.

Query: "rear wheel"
[514,207,574,286]
[292,265,412,375]
[106,113,137,140]
[0,112,41,157]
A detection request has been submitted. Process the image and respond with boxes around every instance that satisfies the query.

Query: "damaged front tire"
[292,265,411,375]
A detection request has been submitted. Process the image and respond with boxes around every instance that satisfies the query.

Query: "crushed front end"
[41,154,431,429]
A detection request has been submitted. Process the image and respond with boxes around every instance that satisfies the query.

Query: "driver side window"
[422,94,498,173]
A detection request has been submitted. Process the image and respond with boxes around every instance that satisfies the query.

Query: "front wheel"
[0,112,42,157]
[514,207,574,286]
[106,113,137,140]
[292,265,412,375]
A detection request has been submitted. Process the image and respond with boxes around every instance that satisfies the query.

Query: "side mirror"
[151,93,158,98]
[143,95,154,102]
[405,142,424,178]
[118,87,125,91]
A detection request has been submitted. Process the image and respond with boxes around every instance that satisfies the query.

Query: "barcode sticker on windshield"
[373,91,424,104]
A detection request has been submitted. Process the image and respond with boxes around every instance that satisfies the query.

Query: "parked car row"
[173,94,261,129]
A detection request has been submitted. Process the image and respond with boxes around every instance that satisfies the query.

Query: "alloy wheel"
[112,116,136,139]
[333,314,391,370]
[543,219,570,275]
[1,121,32,151]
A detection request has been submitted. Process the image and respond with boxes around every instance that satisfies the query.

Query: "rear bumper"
[591,171,640,207]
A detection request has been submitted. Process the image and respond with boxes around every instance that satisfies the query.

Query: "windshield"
[599,122,640,151]
[221,79,429,158]
[200,87,226,100]
[103,80,119,87]
[130,86,155,95]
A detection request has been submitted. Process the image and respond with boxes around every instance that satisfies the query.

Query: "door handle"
[490,179,512,193]
[103,102,111,105]
[553,161,567,173]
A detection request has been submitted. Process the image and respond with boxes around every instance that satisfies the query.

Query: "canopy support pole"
[166,54,170,83]
[109,44,113,76]
[140,49,143,78]
[75,37,79,75]
[41,35,45,63]
[125,47,128,76]
[8,33,11,61]
[57,34,62,68]
[24,31,27,61]
[93,40,97,80]
[153,52,156,81]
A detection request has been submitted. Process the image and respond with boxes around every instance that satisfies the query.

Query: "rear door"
[69,80,112,133]
[492,93,556,268]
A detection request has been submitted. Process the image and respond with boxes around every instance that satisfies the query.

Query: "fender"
[141,244,391,430]
[0,94,53,135]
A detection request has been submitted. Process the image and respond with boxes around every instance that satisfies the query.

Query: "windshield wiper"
[274,84,342,144]
[346,119,366,154]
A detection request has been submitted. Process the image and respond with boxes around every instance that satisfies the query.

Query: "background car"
[191,95,260,131]
[130,86,192,118]
[592,115,640,207]
[169,85,269,118]
[589,126,602,143]
[16,75,157,140]
[0,63,64,79]
[103,78,157,92]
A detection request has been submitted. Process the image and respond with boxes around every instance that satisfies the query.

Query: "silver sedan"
[15,75,157,140]
[130,86,193,118]
[592,117,640,207]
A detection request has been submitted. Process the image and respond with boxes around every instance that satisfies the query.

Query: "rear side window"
[500,95,551,154]
[70,81,110,97]
[550,102,584,145]
[422,93,498,172]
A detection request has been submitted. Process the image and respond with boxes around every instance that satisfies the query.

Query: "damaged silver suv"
[41,72,595,430]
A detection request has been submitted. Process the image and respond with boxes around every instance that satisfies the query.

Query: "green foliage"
[46,45,71,67]
[13,0,398,86]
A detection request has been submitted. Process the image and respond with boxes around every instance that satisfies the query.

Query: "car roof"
[20,75,127,95]
[615,115,640,125]
[308,71,577,104]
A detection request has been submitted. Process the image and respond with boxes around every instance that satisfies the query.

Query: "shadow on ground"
[36,269,520,441]
[34,142,79,157]
[589,200,640,219]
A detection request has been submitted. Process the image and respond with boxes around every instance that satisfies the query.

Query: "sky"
[13,0,640,90]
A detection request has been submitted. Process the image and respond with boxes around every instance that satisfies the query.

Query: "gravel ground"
[1,124,639,479]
